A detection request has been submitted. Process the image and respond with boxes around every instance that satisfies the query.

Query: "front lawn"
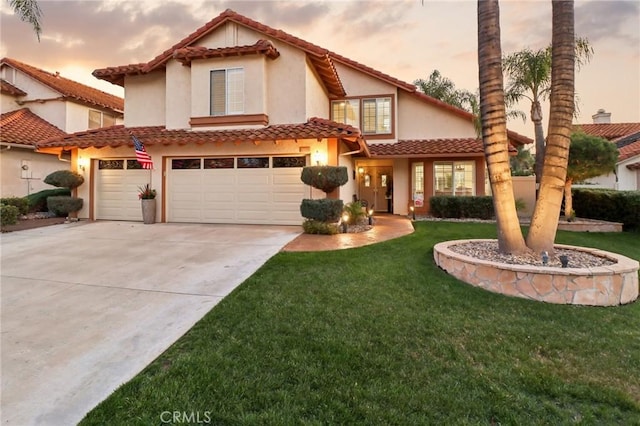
[82,222,640,425]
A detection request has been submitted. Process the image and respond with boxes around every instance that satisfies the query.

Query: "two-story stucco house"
[37,9,530,225]
[1,58,124,197]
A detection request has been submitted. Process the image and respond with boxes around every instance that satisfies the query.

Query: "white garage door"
[168,156,306,225]
[95,159,151,221]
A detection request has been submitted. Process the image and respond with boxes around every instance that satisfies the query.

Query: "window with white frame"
[210,68,244,116]
[434,161,475,196]
[88,110,116,129]
[412,162,424,207]
[331,96,392,135]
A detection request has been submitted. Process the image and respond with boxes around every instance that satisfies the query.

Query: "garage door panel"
[168,157,304,225]
[96,166,150,221]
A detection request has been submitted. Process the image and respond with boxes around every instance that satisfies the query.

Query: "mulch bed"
[1,217,67,233]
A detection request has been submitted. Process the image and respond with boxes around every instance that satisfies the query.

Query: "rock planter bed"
[433,239,639,306]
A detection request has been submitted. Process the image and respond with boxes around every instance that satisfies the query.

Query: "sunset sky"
[1,0,638,138]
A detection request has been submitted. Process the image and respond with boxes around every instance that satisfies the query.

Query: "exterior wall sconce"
[358,167,364,174]
[78,157,89,172]
[312,150,327,166]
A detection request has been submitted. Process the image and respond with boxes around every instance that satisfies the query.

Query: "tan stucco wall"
[305,60,329,120]
[397,91,476,140]
[124,72,166,127]
[511,175,536,217]
[0,148,68,197]
[1,93,20,113]
[165,60,191,129]
[335,63,398,96]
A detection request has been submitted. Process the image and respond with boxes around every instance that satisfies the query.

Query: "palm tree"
[477,0,527,254]
[7,0,42,40]
[503,38,592,196]
[526,0,576,253]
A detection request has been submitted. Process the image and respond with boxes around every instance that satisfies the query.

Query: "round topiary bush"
[1,204,20,226]
[300,198,344,222]
[44,170,85,189]
[301,166,348,194]
[47,196,83,216]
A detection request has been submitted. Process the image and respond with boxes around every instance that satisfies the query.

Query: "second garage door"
[167,156,306,225]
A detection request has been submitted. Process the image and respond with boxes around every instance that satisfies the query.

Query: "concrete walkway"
[0,221,300,426]
[282,214,414,252]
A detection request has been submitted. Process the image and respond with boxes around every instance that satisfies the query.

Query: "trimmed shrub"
[0,204,20,226]
[301,166,348,194]
[300,198,344,222]
[44,170,84,189]
[343,201,366,225]
[26,188,71,212]
[0,197,29,215]
[302,219,339,235]
[430,196,495,220]
[47,196,83,216]
[573,188,640,231]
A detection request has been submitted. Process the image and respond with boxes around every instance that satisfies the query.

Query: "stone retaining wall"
[433,239,639,306]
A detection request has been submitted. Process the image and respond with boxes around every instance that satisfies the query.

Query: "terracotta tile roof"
[618,140,640,162]
[37,117,368,155]
[368,138,517,157]
[1,57,124,112]
[1,78,27,96]
[173,40,280,66]
[573,123,640,141]
[1,108,66,146]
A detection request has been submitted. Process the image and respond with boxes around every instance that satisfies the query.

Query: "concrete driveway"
[1,221,300,425]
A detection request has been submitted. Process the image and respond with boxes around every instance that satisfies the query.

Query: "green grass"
[81,222,640,425]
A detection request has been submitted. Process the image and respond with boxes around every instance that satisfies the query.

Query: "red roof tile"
[369,138,517,157]
[173,40,280,66]
[1,57,124,112]
[573,123,640,141]
[618,140,640,162]
[37,117,368,154]
[1,78,26,96]
[1,108,66,146]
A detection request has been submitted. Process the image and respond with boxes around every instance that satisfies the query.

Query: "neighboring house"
[573,109,640,191]
[0,58,124,197]
[37,9,531,225]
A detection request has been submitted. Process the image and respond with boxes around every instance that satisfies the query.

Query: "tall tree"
[526,0,576,253]
[503,38,592,196]
[564,132,618,217]
[414,70,476,112]
[7,0,42,40]
[477,0,527,254]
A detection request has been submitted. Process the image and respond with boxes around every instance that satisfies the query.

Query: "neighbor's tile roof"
[1,108,66,146]
[1,57,124,112]
[173,40,280,66]
[616,132,640,162]
[573,123,640,141]
[37,117,368,154]
[1,78,27,96]
[369,138,518,157]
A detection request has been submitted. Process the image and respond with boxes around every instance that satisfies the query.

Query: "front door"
[358,166,393,212]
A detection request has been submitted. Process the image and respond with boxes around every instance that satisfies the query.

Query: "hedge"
[0,197,29,215]
[0,204,20,226]
[429,196,495,220]
[301,166,348,194]
[26,188,71,212]
[302,219,339,235]
[573,188,639,231]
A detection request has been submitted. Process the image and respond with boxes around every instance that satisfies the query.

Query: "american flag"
[132,135,153,169]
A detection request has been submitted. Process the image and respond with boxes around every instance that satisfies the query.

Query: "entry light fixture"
[78,157,89,172]
[312,150,327,166]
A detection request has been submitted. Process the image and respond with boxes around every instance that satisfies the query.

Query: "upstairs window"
[362,97,391,134]
[210,68,244,116]
[88,110,116,129]
[331,96,392,136]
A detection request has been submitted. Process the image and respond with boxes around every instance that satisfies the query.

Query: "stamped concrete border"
[434,239,639,306]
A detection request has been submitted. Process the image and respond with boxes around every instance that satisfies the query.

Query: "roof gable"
[1,57,124,112]
[0,108,66,146]
[1,78,27,97]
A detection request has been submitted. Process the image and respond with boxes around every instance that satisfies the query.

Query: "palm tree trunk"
[564,178,574,219]
[526,0,575,253]
[478,0,527,254]
[531,100,545,197]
